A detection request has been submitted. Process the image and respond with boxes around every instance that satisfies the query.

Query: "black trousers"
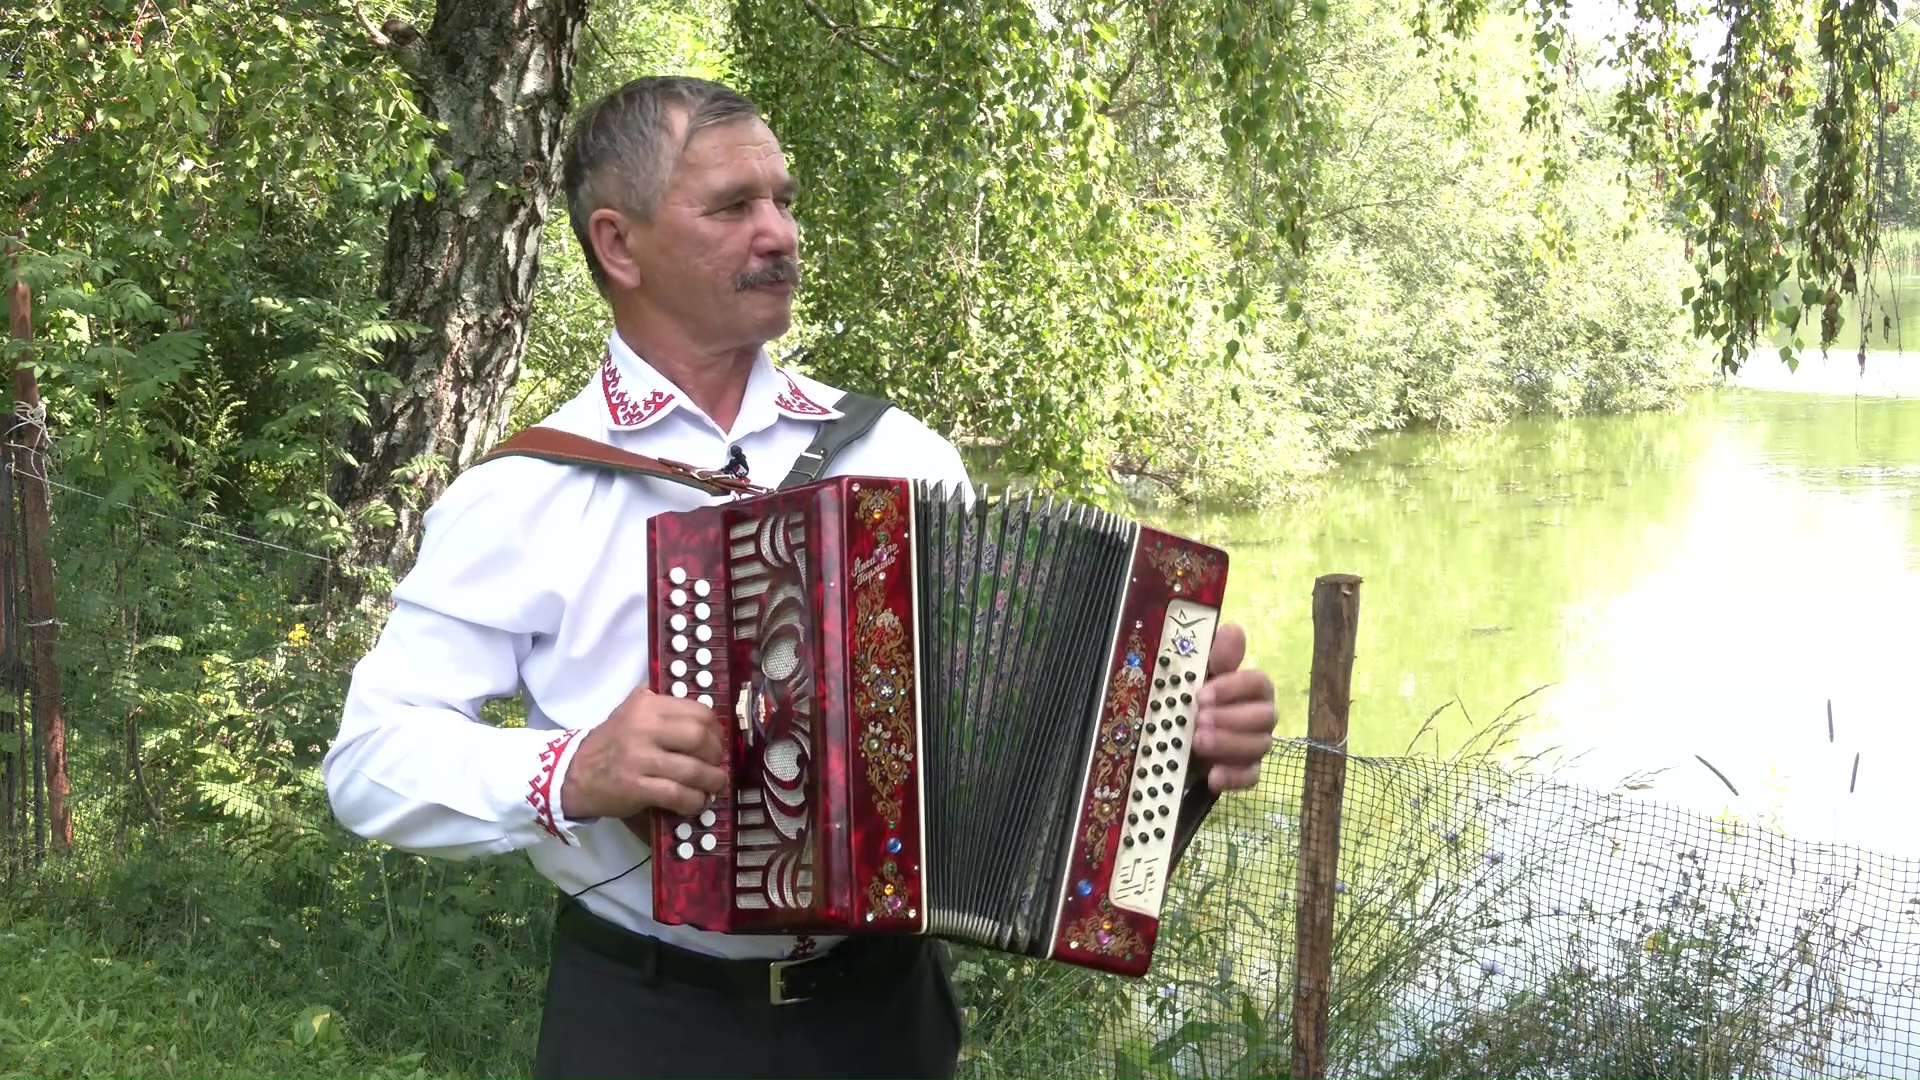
[533,908,965,1079]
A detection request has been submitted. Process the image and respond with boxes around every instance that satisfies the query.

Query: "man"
[324,76,1279,1079]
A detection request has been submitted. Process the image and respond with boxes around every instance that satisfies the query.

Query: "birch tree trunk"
[333,0,590,584]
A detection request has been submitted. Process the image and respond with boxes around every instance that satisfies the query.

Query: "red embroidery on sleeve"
[527,729,583,842]
[601,353,676,428]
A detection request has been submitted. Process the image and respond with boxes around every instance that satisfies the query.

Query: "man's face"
[625,116,800,353]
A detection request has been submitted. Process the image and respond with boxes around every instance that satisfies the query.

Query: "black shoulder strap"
[778,391,894,490]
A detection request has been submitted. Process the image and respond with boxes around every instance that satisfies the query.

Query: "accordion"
[645,476,1229,976]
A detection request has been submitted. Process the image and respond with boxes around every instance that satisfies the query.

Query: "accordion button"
[671,588,688,606]
[669,567,688,585]
[697,694,714,708]
[1184,671,1198,683]
[696,625,713,642]
[1136,769,1147,779]
[1152,765,1164,776]
[676,823,693,841]
[672,634,689,652]
[1142,809,1154,821]
[699,833,717,852]
[1153,678,1166,690]
[696,648,713,665]
[1168,761,1179,772]
[699,810,717,827]
[696,671,714,688]
[1172,737,1183,750]
[1132,792,1143,802]
[1154,828,1165,840]
[1157,741,1168,752]
[1163,783,1177,796]
[694,579,712,598]
[1175,716,1187,727]
[1139,832,1151,843]
[1123,836,1134,847]
[1142,722,1155,734]
[671,660,689,677]
[1149,701,1160,712]
[694,602,712,620]
[671,682,688,697]
[1158,656,1170,668]
[670,614,689,632]
[1128,813,1138,824]
[676,841,695,859]
[1181,693,1193,705]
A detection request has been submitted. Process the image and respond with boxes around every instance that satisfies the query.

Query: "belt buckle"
[768,957,814,1006]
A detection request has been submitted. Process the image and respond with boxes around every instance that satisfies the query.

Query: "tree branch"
[351,0,392,48]
[796,0,928,82]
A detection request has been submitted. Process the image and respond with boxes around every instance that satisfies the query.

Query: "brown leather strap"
[475,426,770,497]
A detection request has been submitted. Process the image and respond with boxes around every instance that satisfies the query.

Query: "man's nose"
[751,200,798,258]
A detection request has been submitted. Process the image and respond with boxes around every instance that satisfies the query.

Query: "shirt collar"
[599,333,843,435]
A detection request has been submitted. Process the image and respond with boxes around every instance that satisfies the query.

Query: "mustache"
[736,259,801,291]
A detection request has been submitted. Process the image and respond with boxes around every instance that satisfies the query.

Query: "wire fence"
[3,471,1919,1078]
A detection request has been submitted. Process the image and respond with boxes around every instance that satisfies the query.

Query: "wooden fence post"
[6,256,72,854]
[1290,573,1361,1079]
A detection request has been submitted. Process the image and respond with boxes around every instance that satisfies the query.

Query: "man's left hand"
[1192,623,1278,793]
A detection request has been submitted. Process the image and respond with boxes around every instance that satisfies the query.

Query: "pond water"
[1153,353,1920,858]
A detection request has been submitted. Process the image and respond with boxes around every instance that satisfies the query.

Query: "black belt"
[554,897,929,1006]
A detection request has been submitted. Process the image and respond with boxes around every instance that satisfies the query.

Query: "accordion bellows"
[647,477,1229,976]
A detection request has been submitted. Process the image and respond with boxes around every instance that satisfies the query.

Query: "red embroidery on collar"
[788,935,819,960]
[527,729,582,843]
[772,369,839,419]
[601,353,676,428]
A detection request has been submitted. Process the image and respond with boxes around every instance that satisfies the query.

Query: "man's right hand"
[559,685,727,823]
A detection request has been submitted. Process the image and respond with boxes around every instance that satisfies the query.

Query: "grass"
[0,915,436,1079]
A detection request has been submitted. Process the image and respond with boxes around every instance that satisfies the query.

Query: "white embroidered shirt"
[323,332,971,959]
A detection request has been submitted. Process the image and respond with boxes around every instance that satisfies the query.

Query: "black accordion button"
[1128,812,1139,824]
[1172,737,1183,750]
[1158,656,1170,668]
[1175,716,1188,727]
[1154,828,1165,840]
[1184,671,1198,683]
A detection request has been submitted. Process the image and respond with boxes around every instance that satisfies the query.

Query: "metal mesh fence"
[3,477,1919,1078]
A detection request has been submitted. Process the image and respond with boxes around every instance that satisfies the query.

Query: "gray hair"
[561,76,763,291]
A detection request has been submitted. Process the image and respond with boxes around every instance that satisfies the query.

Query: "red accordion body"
[648,476,1228,976]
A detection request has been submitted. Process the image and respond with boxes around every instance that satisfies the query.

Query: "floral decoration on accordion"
[851,484,917,921]
[1081,627,1150,870]
[1063,895,1147,960]
[1145,539,1224,595]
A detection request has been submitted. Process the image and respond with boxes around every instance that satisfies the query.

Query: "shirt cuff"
[527,727,591,846]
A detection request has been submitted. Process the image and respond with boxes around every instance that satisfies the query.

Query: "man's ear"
[588,208,645,291]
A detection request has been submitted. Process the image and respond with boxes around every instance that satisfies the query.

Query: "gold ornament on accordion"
[646,476,1228,976]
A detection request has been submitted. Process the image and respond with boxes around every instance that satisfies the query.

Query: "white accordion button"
[695,648,713,665]
[672,634,689,652]
[676,841,694,860]
[695,670,714,689]
[670,614,688,632]
[699,809,717,828]
[670,659,689,677]
[699,833,716,853]
[697,694,714,708]
[675,823,693,841]
[693,579,712,598]
[695,625,713,643]
[671,681,688,697]
[670,588,688,606]
[694,602,712,620]
[668,567,688,586]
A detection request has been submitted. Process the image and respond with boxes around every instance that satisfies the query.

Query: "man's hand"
[1192,623,1278,793]
[560,686,727,822]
